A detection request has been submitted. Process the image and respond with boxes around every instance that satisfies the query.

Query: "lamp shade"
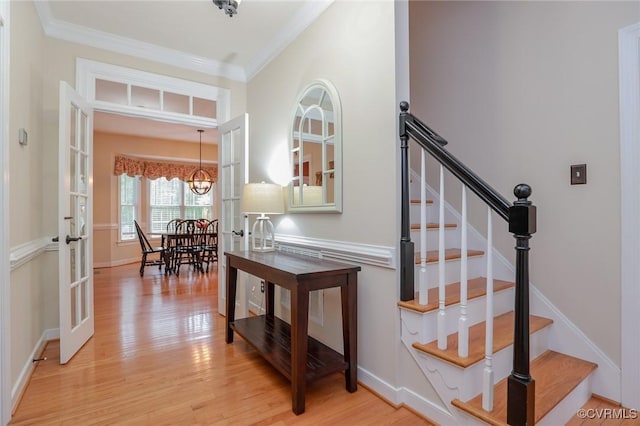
[241,183,284,215]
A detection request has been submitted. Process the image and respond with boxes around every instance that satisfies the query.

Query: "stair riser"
[537,375,593,426]
[411,228,460,250]
[410,204,438,223]
[412,327,550,402]
[406,288,515,344]
[415,256,486,287]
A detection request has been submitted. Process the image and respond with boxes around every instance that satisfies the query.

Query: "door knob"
[232,229,244,237]
[65,235,82,244]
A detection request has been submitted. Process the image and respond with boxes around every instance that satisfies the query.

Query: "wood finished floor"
[10,263,432,425]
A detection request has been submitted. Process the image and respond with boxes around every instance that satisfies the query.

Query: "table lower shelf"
[230,315,348,383]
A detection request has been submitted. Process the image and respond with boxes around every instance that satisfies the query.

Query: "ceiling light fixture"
[187,129,213,196]
[213,0,241,17]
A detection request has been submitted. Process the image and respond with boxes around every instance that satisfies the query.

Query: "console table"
[224,250,360,415]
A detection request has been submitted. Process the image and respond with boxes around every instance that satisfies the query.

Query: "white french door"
[58,81,94,364]
[218,114,249,316]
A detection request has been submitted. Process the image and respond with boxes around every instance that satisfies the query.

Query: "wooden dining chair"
[200,219,218,272]
[134,220,165,277]
[174,219,203,275]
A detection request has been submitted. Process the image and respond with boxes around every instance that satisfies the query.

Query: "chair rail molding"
[274,233,396,269]
[619,21,640,410]
[10,237,55,271]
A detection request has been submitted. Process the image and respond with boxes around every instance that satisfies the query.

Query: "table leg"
[341,272,358,392]
[266,281,275,318]
[225,265,238,343]
[290,286,310,414]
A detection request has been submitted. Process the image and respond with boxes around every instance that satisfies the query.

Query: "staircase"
[397,103,605,425]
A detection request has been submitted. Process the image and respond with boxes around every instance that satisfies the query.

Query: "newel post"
[507,184,537,425]
[399,101,414,301]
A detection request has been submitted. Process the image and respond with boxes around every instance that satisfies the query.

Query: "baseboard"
[94,258,139,269]
[11,328,59,414]
[357,365,454,425]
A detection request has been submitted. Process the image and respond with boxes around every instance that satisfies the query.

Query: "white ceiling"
[37,0,333,144]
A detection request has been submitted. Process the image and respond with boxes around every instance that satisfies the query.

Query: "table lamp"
[241,182,284,252]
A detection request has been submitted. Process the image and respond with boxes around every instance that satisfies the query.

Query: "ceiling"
[36,0,333,144]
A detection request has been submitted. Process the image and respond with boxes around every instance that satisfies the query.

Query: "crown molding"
[245,0,334,81]
[34,0,334,84]
[33,1,246,82]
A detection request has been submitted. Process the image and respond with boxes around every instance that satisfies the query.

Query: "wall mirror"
[289,79,342,213]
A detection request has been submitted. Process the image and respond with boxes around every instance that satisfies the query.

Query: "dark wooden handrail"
[398,101,537,425]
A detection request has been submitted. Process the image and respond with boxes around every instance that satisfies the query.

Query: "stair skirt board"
[401,287,515,345]
[408,324,550,403]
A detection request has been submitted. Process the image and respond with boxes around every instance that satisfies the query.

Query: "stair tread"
[412,311,553,368]
[414,248,484,265]
[411,199,434,204]
[398,277,514,313]
[452,350,597,425]
[410,223,457,230]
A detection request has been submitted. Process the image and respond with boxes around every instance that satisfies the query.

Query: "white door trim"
[0,1,10,423]
[619,21,640,410]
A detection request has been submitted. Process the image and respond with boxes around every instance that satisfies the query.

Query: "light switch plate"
[571,164,587,185]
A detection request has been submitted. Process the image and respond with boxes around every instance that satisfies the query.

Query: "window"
[119,175,139,240]
[149,177,213,234]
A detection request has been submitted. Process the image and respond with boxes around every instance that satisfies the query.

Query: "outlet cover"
[571,164,587,185]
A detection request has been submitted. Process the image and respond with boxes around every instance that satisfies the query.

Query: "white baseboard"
[357,365,454,425]
[11,328,59,413]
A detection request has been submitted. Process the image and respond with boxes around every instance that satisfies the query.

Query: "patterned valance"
[114,154,217,182]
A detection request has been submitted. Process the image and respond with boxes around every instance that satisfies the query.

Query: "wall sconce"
[241,182,284,252]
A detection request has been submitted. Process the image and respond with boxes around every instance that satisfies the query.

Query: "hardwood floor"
[10,263,432,425]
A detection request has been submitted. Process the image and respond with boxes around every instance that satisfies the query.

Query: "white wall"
[8,0,47,397]
[248,0,404,389]
[409,1,640,365]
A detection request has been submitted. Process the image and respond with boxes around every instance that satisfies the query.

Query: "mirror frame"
[288,79,342,213]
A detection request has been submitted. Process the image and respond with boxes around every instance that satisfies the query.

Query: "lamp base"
[251,215,275,252]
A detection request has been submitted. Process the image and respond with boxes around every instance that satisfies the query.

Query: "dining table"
[161,225,217,275]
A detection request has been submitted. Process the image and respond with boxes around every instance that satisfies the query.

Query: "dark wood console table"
[224,250,360,415]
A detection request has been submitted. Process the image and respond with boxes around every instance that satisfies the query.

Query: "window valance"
[114,154,218,182]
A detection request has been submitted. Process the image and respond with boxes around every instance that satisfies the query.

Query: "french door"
[58,81,94,364]
[218,114,249,316]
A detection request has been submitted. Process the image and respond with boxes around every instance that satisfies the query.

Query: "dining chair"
[174,219,203,275]
[134,220,165,277]
[200,219,218,272]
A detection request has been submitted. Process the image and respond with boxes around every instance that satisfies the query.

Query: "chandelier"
[213,0,241,17]
[187,129,213,195]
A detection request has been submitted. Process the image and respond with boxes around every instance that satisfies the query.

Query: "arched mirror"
[289,79,342,213]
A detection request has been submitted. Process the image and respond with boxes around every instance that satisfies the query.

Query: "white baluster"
[482,207,495,411]
[419,150,428,305]
[458,186,469,357]
[437,165,447,350]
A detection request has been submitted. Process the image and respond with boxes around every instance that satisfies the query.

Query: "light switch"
[571,164,587,185]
